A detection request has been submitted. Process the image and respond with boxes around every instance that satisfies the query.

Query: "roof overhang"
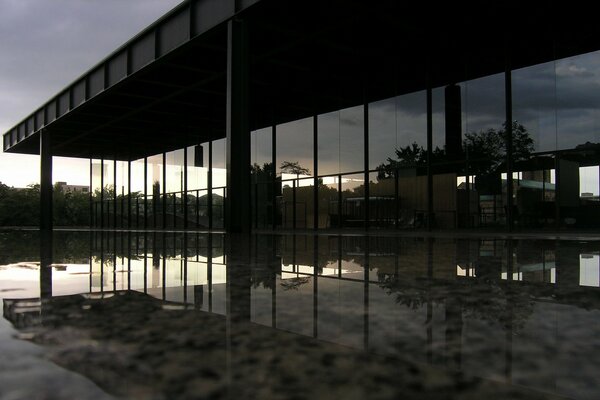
[5,0,600,161]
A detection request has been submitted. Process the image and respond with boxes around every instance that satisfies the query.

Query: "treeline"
[0,182,89,227]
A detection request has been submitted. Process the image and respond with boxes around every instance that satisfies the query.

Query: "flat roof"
[5,0,600,160]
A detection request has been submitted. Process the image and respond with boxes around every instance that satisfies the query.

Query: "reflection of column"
[113,230,117,292]
[40,230,53,300]
[127,232,132,291]
[183,232,188,304]
[426,238,433,363]
[556,242,580,288]
[100,230,105,293]
[226,232,251,398]
[505,289,514,383]
[143,232,148,294]
[226,233,251,321]
[363,238,369,350]
[271,236,278,327]
[162,231,167,300]
[225,18,250,233]
[89,231,93,292]
[313,236,318,338]
[445,297,463,370]
[208,233,213,311]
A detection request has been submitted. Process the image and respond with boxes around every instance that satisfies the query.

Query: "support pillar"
[40,129,53,299]
[40,129,53,232]
[505,67,514,231]
[225,18,250,233]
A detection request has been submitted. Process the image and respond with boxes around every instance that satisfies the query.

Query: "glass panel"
[115,161,128,228]
[251,128,273,228]
[513,61,557,154]
[368,171,396,228]
[147,154,163,229]
[318,111,339,176]
[166,149,184,229]
[102,160,114,228]
[556,50,600,151]
[317,175,340,229]
[279,178,295,229]
[131,158,145,228]
[513,61,561,229]
[463,73,505,228]
[296,177,314,229]
[276,118,313,229]
[187,144,209,228]
[212,138,227,229]
[91,160,102,227]
[369,97,396,171]
[340,105,364,174]
[341,173,366,228]
[276,118,313,177]
[554,50,600,229]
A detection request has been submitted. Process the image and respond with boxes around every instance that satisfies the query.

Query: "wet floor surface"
[1,230,599,399]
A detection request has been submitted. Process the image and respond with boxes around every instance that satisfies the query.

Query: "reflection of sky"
[257,50,600,174]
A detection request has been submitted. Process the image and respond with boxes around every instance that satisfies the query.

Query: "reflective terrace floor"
[1,230,599,399]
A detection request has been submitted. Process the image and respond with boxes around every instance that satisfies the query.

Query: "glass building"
[4,0,600,232]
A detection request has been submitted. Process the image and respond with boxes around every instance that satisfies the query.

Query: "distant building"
[56,181,89,194]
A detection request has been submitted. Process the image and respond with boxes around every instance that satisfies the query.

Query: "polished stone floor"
[1,230,599,399]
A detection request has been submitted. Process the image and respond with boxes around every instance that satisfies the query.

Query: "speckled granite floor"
[1,230,599,399]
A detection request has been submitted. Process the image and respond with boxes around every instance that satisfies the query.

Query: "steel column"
[225,18,250,233]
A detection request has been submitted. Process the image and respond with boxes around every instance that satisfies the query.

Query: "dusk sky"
[0,0,182,187]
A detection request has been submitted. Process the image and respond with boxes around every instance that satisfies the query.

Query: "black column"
[128,160,132,229]
[40,129,53,299]
[427,88,434,231]
[313,116,318,230]
[40,129,53,232]
[225,18,250,233]
[444,84,462,157]
[505,67,514,231]
[364,102,370,230]
[184,147,189,229]
[89,158,93,228]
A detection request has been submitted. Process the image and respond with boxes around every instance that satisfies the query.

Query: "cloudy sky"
[0,0,183,187]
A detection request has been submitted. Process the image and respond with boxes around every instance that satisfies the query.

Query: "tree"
[280,161,310,176]
[464,121,534,175]
[376,142,428,180]
[375,121,534,179]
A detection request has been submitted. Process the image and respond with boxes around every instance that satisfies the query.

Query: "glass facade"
[88,49,600,232]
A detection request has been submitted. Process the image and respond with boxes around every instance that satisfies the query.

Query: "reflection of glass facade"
[64,232,600,399]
